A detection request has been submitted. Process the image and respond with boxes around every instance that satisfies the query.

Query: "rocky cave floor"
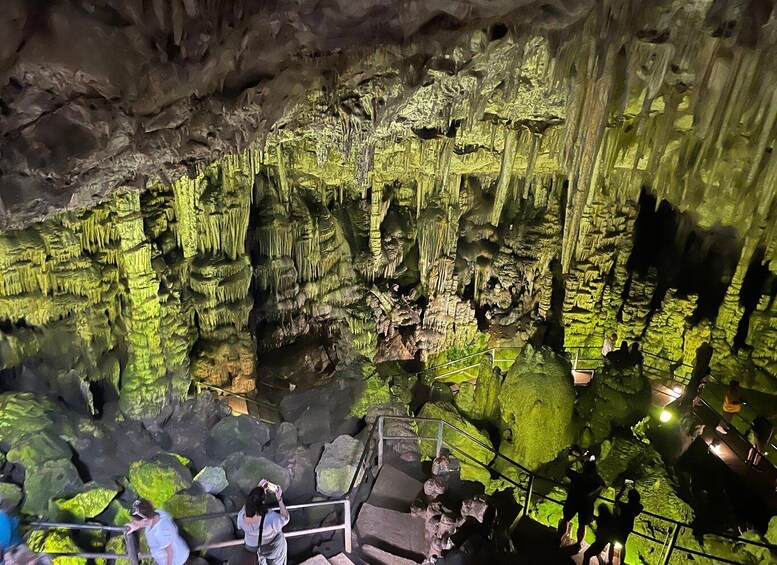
[2,341,777,564]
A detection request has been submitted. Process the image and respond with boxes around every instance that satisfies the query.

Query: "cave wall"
[3,0,777,415]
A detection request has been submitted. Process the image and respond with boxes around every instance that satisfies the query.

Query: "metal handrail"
[376,415,777,564]
[27,498,353,562]
[568,345,777,457]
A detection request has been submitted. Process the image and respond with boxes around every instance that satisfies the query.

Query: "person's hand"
[125,521,141,533]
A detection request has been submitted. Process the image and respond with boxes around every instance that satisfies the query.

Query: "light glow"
[659,409,672,423]
[711,443,723,457]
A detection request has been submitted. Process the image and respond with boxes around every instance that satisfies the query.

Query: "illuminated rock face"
[2,0,777,416]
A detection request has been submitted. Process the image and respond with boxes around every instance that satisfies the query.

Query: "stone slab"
[367,464,422,513]
[355,504,428,562]
[360,545,418,565]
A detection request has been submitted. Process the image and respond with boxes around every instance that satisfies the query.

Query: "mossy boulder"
[128,453,192,507]
[223,454,291,495]
[0,482,22,508]
[314,435,363,497]
[350,366,393,418]
[576,364,651,442]
[471,356,502,423]
[97,499,133,527]
[6,430,72,469]
[27,527,86,565]
[163,493,233,547]
[53,482,119,522]
[498,345,576,470]
[23,458,83,517]
[0,393,59,446]
[417,401,494,485]
[204,416,271,460]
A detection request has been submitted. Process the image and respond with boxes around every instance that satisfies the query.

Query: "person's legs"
[558,500,575,540]
[581,541,605,565]
[577,504,594,544]
[717,412,734,433]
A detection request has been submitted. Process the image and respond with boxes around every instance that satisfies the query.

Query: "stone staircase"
[301,463,428,565]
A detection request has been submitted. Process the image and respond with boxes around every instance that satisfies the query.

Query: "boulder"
[128,453,192,507]
[296,405,332,445]
[417,402,494,485]
[576,363,651,442]
[315,435,363,497]
[205,416,271,460]
[163,493,234,547]
[23,458,83,517]
[0,393,61,447]
[223,454,291,495]
[0,482,22,508]
[27,529,86,565]
[6,430,72,469]
[194,466,229,495]
[53,481,119,522]
[498,345,576,470]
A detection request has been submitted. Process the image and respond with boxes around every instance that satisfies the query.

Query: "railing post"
[522,474,535,517]
[573,348,579,372]
[661,523,680,565]
[124,529,139,565]
[377,416,384,468]
[343,499,352,554]
[436,420,444,458]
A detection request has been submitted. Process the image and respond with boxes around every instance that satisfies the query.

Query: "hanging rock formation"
[3,0,777,416]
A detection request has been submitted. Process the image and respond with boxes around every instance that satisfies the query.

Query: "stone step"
[367,464,423,512]
[298,555,330,565]
[354,503,428,562]
[328,553,357,565]
[360,544,418,565]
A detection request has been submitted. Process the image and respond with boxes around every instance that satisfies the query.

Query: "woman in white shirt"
[237,480,290,565]
[127,499,190,565]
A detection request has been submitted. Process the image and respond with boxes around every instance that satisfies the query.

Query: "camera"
[264,482,279,493]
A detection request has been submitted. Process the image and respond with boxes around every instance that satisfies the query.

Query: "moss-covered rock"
[53,482,119,522]
[163,493,233,547]
[0,482,22,508]
[128,454,192,507]
[497,345,576,470]
[204,415,271,460]
[350,365,393,418]
[97,499,133,527]
[223,454,291,495]
[576,363,651,442]
[23,458,83,517]
[0,393,62,447]
[314,435,363,497]
[472,355,502,424]
[27,528,86,565]
[417,401,494,485]
[6,430,72,469]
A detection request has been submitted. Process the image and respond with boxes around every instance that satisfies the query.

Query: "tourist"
[127,500,189,565]
[0,496,22,563]
[557,452,604,547]
[746,415,774,467]
[629,339,643,366]
[237,480,290,565]
[601,333,617,360]
[581,504,616,565]
[611,484,643,564]
[715,380,743,434]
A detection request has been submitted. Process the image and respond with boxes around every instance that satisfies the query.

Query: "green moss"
[350,365,393,418]
[27,529,86,565]
[6,430,72,469]
[417,401,494,485]
[128,454,192,507]
[53,482,118,522]
[0,482,22,508]
[23,459,83,517]
[162,493,233,546]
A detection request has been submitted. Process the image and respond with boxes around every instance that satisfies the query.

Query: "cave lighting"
[710,442,723,457]
[659,409,673,423]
